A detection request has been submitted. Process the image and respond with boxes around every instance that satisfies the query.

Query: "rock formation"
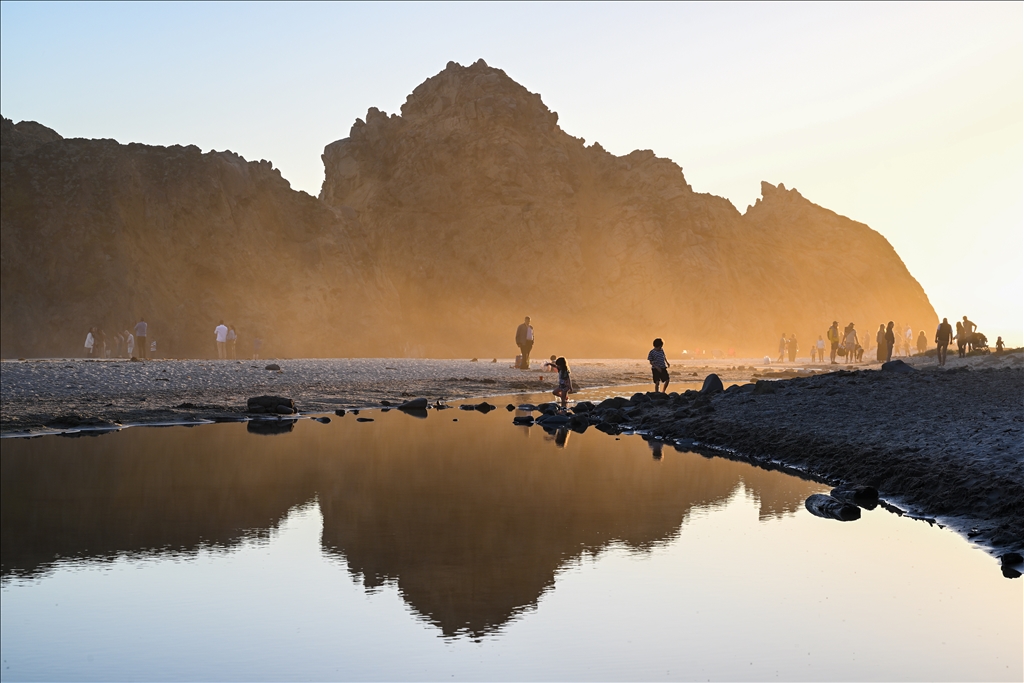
[1,117,399,358]
[2,59,937,358]
[321,59,937,358]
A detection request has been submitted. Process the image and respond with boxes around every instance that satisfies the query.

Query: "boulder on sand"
[831,485,879,509]
[701,373,724,395]
[805,494,861,521]
[398,397,429,410]
[881,359,916,373]
[247,395,295,415]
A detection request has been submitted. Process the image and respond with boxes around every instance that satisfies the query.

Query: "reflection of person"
[134,318,148,359]
[884,321,895,362]
[515,316,534,369]
[935,318,953,366]
[827,322,840,364]
[215,320,228,359]
[552,357,572,410]
[648,338,670,392]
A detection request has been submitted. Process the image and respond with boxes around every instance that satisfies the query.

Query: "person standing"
[788,334,797,363]
[955,321,966,358]
[916,330,927,356]
[816,335,825,363]
[843,323,858,364]
[904,324,914,357]
[962,316,976,352]
[777,333,787,362]
[515,316,534,369]
[227,325,237,360]
[134,318,148,359]
[84,328,95,357]
[647,338,671,393]
[876,324,886,362]
[215,320,229,359]
[935,317,954,366]
[884,321,896,362]
[552,357,572,410]
[827,321,840,364]
[125,329,135,358]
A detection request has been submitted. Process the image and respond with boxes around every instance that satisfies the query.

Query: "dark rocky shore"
[570,354,1023,558]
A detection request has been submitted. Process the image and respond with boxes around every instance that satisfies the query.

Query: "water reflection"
[1,409,822,637]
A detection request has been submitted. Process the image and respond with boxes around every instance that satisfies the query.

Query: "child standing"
[552,357,572,410]
[648,338,670,392]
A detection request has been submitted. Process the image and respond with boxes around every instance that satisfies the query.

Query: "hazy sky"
[2,2,1021,344]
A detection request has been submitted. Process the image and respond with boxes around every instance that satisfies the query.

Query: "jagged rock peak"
[348,60,560,138]
[2,117,63,159]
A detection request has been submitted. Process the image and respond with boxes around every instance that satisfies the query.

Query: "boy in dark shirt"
[648,338,670,393]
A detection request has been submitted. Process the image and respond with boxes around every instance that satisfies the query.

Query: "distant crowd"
[83,318,264,360]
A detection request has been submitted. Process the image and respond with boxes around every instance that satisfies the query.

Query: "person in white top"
[214,320,229,359]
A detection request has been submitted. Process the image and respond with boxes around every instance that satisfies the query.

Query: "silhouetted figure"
[253,337,263,360]
[884,321,895,362]
[816,335,825,363]
[552,357,572,410]
[84,328,96,357]
[125,329,135,358]
[134,318,148,359]
[227,325,237,360]
[955,320,966,358]
[827,321,840,364]
[515,316,534,369]
[215,320,228,359]
[904,324,914,357]
[962,316,977,352]
[648,338,671,392]
[935,317,954,366]
[788,334,797,362]
[916,330,927,355]
[995,336,1005,353]
[843,323,858,364]
[777,333,787,362]
[876,324,886,362]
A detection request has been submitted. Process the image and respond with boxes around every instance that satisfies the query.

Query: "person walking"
[134,318,148,359]
[827,322,840,364]
[884,321,896,362]
[962,316,977,352]
[214,320,228,359]
[777,333,787,362]
[935,317,954,366]
[515,316,534,369]
[647,338,671,393]
[955,320,966,358]
[552,357,572,410]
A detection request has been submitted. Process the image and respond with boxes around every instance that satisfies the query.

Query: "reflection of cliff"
[0,426,319,577]
[0,416,822,636]
[0,117,399,359]
[320,60,937,357]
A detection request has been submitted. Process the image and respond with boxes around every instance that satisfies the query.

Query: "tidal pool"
[1,400,1020,681]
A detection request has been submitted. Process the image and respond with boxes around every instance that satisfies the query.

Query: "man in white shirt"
[214,320,228,359]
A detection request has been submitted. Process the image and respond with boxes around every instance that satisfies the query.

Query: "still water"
[1,400,1020,681]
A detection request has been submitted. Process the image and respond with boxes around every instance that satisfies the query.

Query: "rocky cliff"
[1,117,399,358]
[2,60,937,359]
[321,60,937,358]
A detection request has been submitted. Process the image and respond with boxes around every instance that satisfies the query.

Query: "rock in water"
[831,485,880,509]
[398,397,428,410]
[247,395,295,414]
[805,494,861,521]
[700,374,724,395]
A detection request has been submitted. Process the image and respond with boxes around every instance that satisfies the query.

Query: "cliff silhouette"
[1,60,936,358]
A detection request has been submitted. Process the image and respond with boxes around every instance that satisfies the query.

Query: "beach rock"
[506,404,516,411]
[572,401,595,413]
[315,417,331,424]
[595,422,620,435]
[598,396,631,410]
[518,403,538,411]
[1001,552,1023,566]
[700,374,724,395]
[804,494,861,521]
[881,359,916,373]
[831,485,879,509]
[265,364,281,371]
[512,415,534,425]
[335,409,346,416]
[475,402,496,413]
[398,397,428,410]
[752,380,776,395]
[568,414,590,432]
[536,414,571,427]
[247,395,295,414]
[356,417,374,422]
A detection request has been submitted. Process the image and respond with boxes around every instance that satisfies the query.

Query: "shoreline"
[2,353,1021,561]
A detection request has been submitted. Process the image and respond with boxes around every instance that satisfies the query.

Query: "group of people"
[213,320,239,359]
[84,318,151,359]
